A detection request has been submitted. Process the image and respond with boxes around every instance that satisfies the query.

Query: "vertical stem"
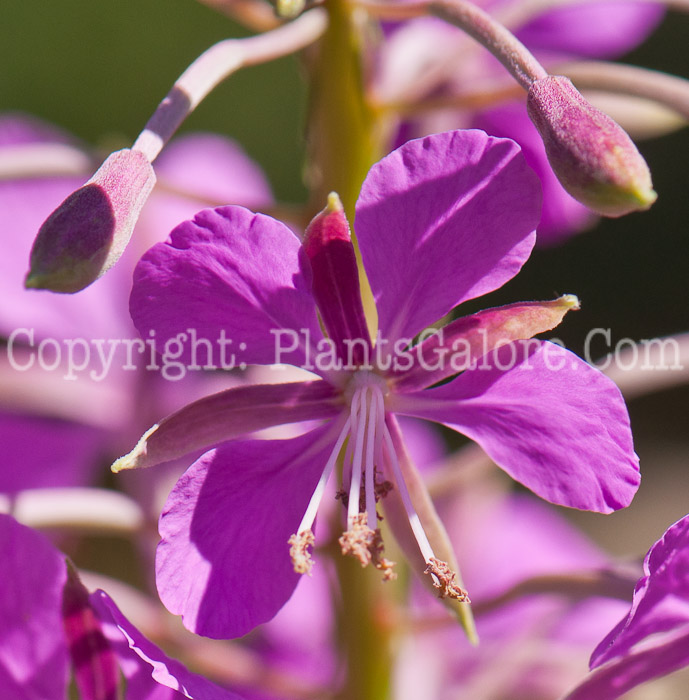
[305,0,383,334]
[333,553,397,700]
[305,0,380,216]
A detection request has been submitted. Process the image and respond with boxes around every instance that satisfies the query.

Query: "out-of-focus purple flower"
[116,129,639,640]
[375,1,664,242]
[562,513,689,700]
[394,482,633,700]
[0,513,243,699]
[0,113,272,493]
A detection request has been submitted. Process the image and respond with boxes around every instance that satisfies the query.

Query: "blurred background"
[1,0,688,559]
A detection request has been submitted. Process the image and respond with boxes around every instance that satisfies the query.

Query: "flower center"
[289,370,395,578]
[289,371,470,602]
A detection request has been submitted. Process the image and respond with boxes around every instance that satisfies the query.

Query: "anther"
[288,529,315,575]
[425,558,470,602]
[339,514,397,581]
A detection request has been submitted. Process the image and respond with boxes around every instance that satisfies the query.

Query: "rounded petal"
[155,422,341,639]
[0,514,69,699]
[130,206,323,369]
[517,2,664,60]
[138,133,274,249]
[475,104,596,244]
[390,340,639,513]
[355,130,539,344]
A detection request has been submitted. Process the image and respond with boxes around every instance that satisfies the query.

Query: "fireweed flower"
[0,513,243,699]
[115,129,639,640]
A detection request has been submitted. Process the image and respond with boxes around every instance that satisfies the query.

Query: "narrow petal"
[591,514,689,668]
[392,295,579,391]
[155,423,342,639]
[130,206,323,369]
[112,380,341,472]
[137,133,274,250]
[0,514,69,699]
[474,104,596,244]
[355,130,540,345]
[303,193,371,366]
[381,416,477,642]
[90,590,243,699]
[389,340,639,513]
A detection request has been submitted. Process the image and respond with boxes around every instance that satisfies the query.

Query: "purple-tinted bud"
[25,148,156,293]
[62,563,120,700]
[527,75,657,217]
[303,192,372,366]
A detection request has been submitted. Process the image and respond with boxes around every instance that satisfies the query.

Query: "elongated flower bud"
[527,75,657,217]
[303,192,372,367]
[25,148,155,293]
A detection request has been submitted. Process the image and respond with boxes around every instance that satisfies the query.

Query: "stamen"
[347,388,368,524]
[364,385,380,529]
[382,424,436,565]
[339,513,376,567]
[289,415,352,574]
[288,530,315,575]
[425,558,471,602]
[339,514,397,580]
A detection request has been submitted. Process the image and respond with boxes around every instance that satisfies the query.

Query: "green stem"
[333,552,397,700]
[305,0,383,334]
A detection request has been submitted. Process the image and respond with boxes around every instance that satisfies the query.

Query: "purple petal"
[474,104,596,244]
[0,112,78,147]
[564,627,689,700]
[440,491,609,601]
[591,514,689,668]
[113,380,342,471]
[260,559,337,688]
[155,422,342,639]
[0,412,106,492]
[355,130,540,344]
[389,340,639,513]
[0,514,69,699]
[90,590,243,699]
[138,133,274,250]
[130,206,323,369]
[517,2,664,60]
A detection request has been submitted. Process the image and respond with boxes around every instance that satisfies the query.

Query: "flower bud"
[527,75,657,217]
[25,148,156,293]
